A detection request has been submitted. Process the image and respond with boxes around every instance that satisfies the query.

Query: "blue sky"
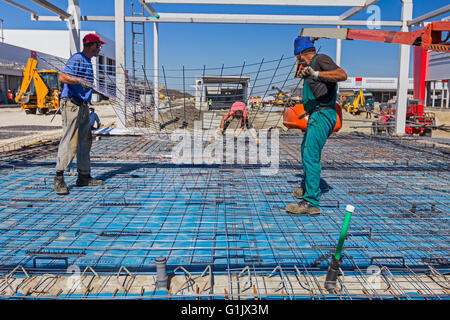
[0,0,448,77]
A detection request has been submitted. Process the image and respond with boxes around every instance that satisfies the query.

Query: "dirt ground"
[0,103,449,152]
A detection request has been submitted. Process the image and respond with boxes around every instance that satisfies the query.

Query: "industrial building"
[423,50,450,108]
[0,29,116,103]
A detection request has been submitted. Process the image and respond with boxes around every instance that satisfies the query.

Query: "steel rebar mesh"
[0,132,448,299]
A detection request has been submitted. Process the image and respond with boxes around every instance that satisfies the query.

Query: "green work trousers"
[301,108,337,208]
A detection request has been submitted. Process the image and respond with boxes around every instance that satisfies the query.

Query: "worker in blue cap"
[285,36,347,216]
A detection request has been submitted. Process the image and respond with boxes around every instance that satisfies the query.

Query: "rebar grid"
[36,54,301,133]
[0,133,448,299]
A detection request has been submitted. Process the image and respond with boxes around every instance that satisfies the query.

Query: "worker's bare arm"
[58,72,83,85]
[220,114,231,130]
[59,73,109,99]
[318,68,347,82]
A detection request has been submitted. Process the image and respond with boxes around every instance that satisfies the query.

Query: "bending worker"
[285,37,347,216]
[52,33,107,195]
[216,101,259,143]
[218,101,249,137]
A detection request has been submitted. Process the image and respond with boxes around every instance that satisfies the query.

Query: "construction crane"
[300,21,450,53]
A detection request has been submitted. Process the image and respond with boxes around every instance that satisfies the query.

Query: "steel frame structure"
[1,0,449,134]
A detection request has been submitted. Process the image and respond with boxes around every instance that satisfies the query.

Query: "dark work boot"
[76,173,103,187]
[285,200,320,216]
[52,174,69,195]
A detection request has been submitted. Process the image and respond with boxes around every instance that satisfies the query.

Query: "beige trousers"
[55,98,92,175]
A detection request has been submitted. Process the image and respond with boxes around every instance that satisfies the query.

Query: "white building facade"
[425,50,450,108]
[0,29,116,103]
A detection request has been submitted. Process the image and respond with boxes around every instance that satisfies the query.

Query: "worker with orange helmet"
[285,37,347,216]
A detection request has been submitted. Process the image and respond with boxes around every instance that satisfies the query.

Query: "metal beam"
[115,0,126,130]
[145,0,370,6]
[30,0,71,19]
[336,26,342,66]
[408,5,450,26]
[301,28,349,39]
[67,0,80,55]
[1,0,39,19]
[339,0,379,20]
[138,0,158,16]
[153,22,159,122]
[31,14,402,27]
[395,0,413,136]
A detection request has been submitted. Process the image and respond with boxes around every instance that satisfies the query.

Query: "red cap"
[83,33,106,45]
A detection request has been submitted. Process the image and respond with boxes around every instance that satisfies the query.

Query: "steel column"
[67,0,80,56]
[336,26,342,66]
[153,22,159,123]
[115,0,126,129]
[395,0,413,135]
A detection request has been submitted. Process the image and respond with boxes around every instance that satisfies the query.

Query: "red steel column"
[413,46,427,102]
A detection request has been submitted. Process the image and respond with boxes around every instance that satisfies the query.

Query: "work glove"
[300,66,319,80]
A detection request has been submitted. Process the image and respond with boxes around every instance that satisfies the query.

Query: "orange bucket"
[283,103,342,132]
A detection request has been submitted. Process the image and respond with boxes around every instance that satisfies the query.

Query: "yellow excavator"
[15,58,60,114]
[342,90,371,115]
[271,86,290,107]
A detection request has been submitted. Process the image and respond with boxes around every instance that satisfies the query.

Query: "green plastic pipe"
[334,205,354,261]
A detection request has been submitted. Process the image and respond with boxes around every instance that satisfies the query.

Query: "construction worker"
[219,101,249,135]
[214,101,259,143]
[285,37,347,216]
[89,107,101,130]
[52,33,107,195]
[7,90,13,104]
[365,102,373,119]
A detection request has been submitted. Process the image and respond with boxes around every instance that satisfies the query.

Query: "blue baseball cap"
[294,36,315,56]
